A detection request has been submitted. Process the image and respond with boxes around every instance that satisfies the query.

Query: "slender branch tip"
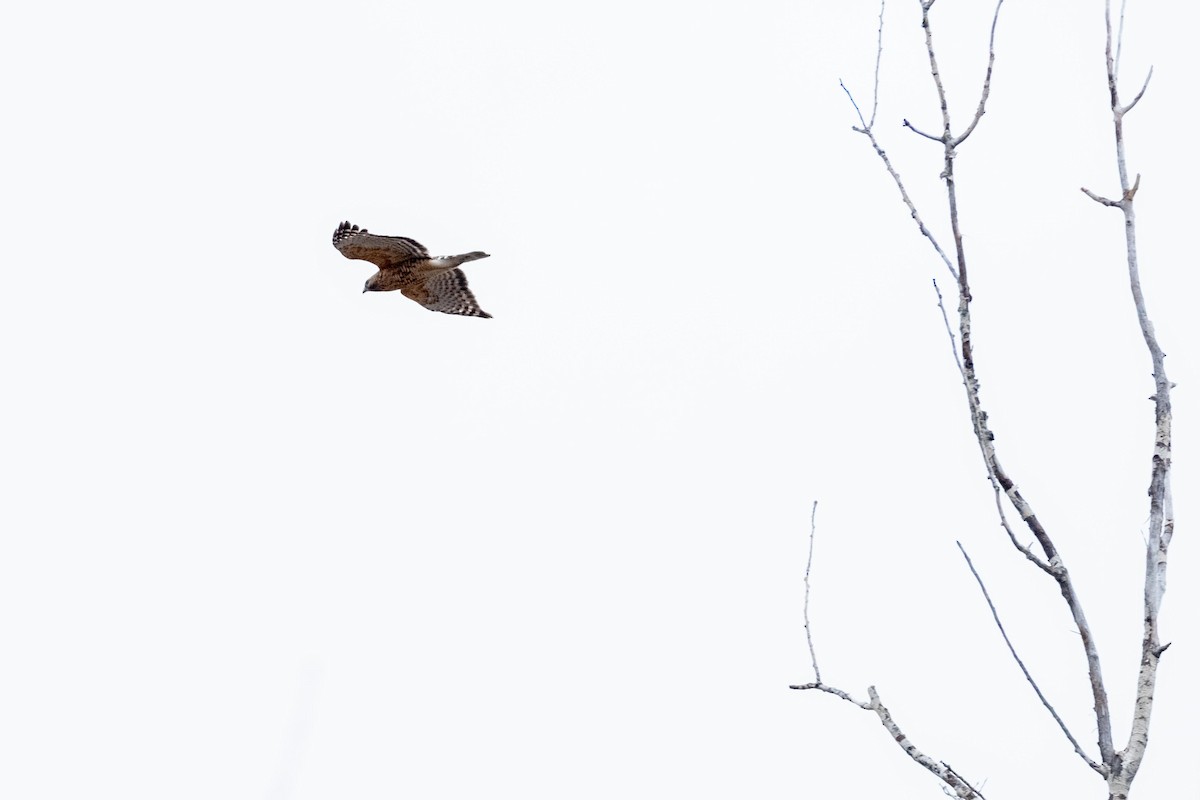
[1081,186,1120,207]
[902,118,942,141]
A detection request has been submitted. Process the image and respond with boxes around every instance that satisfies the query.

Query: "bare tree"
[790,3,1175,799]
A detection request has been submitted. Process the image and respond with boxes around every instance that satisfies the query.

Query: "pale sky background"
[2,1,1197,797]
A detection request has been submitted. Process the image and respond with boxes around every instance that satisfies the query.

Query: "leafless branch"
[1092,3,1175,796]
[903,118,942,141]
[816,0,1174,796]
[957,542,1103,774]
[932,280,1054,575]
[803,501,821,684]
[840,21,958,282]
[921,3,953,144]
[931,279,962,370]
[1125,172,1141,200]
[869,0,886,128]
[790,683,986,799]
[916,0,1116,768]
[1114,0,1128,77]
[953,0,1005,147]
[842,80,871,131]
[791,488,984,796]
[1081,186,1120,206]
[789,682,868,708]
[1120,67,1153,115]
[866,687,988,799]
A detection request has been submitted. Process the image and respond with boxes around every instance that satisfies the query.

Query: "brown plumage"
[331,221,493,318]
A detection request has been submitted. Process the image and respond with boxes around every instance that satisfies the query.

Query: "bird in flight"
[331,221,493,318]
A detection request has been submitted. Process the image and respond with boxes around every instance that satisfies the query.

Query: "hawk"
[331,221,493,318]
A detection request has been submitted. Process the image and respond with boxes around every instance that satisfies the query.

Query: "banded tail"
[435,251,490,268]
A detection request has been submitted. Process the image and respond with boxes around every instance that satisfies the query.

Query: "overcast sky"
[3,1,1197,797]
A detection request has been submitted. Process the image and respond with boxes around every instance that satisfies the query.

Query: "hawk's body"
[332,221,492,318]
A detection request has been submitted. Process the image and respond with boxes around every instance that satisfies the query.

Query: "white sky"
[3,1,1197,797]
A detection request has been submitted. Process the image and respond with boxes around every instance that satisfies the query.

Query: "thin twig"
[869,0,886,129]
[1081,187,1120,207]
[921,5,952,144]
[1119,67,1153,115]
[932,279,963,370]
[953,0,1005,147]
[837,0,958,280]
[803,501,821,684]
[1114,0,1127,78]
[956,542,1103,774]
[789,682,869,708]
[838,84,957,279]
[842,79,870,130]
[903,118,942,141]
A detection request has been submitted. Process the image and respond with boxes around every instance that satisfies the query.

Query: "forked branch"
[808,3,1175,796]
[839,2,956,281]
[1083,4,1175,798]
[842,0,1121,777]
[791,501,985,798]
[788,682,988,799]
[913,0,1117,767]
[953,0,1005,147]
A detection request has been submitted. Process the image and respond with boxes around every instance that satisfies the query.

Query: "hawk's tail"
[437,251,490,268]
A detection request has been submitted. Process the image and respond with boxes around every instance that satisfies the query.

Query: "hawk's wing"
[332,221,429,268]
[402,269,492,318]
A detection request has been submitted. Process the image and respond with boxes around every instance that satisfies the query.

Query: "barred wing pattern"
[332,222,428,267]
[406,268,492,318]
[331,221,493,318]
